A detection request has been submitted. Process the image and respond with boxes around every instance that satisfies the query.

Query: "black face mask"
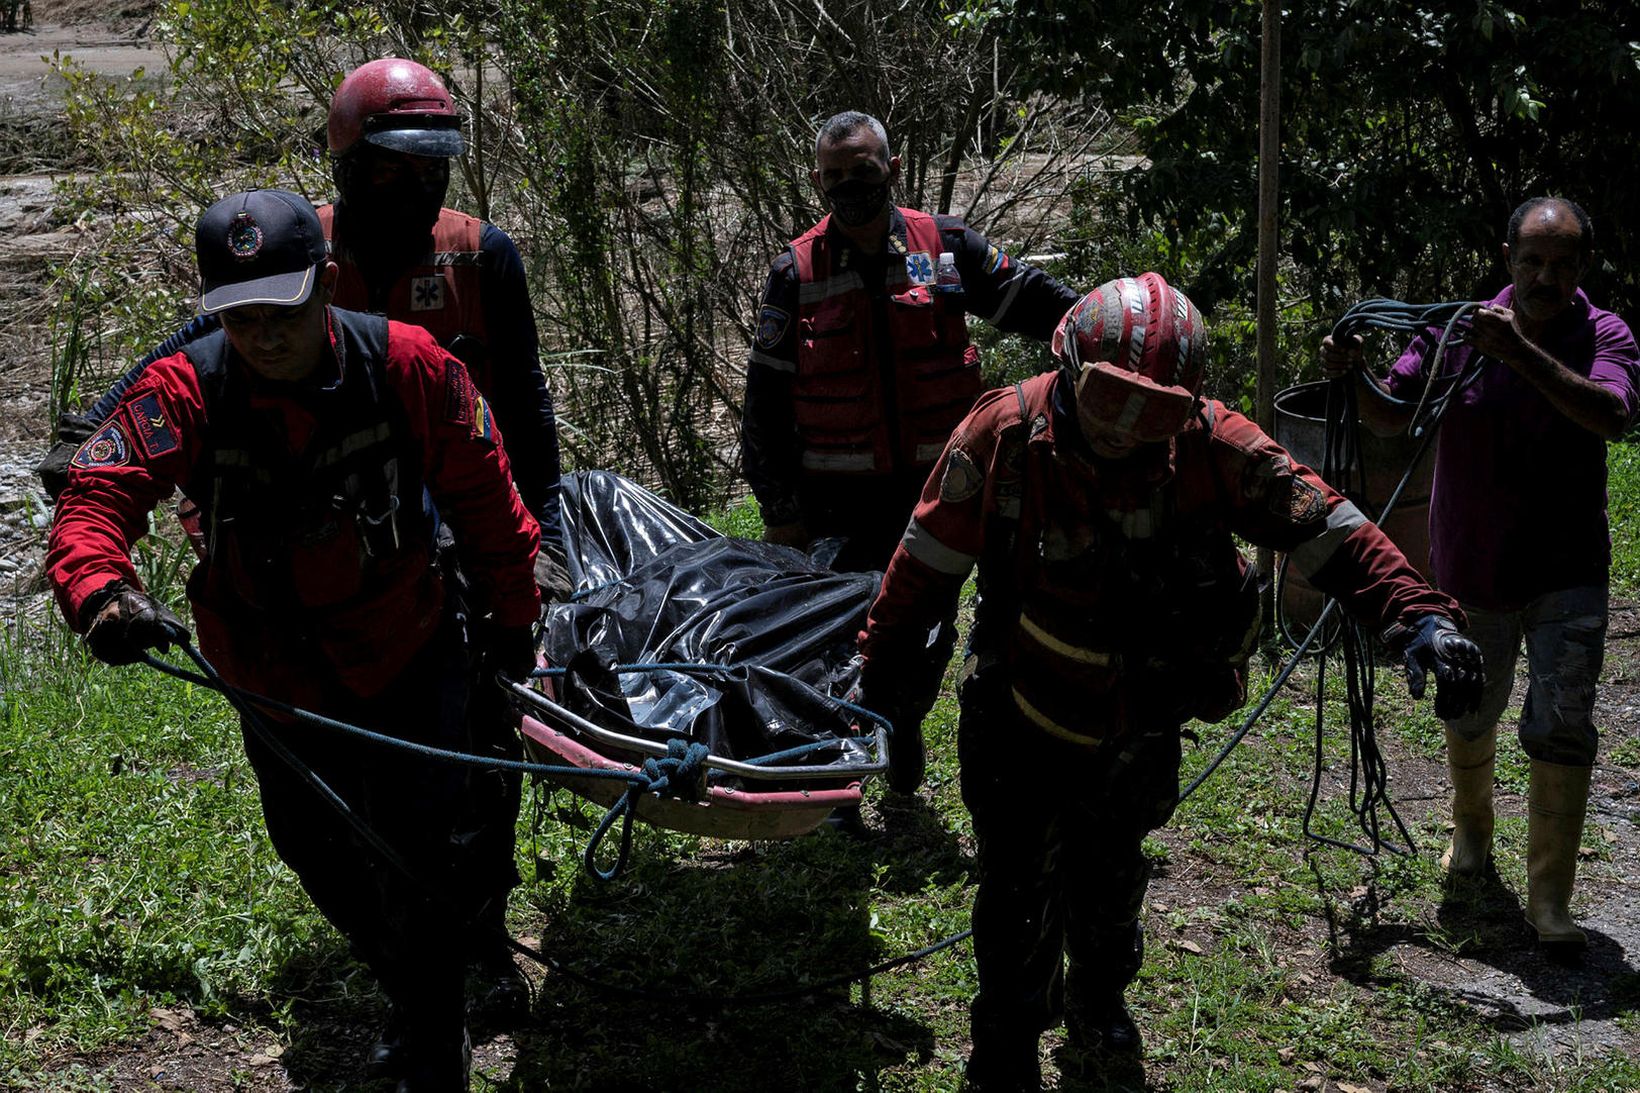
[332,149,450,265]
[824,178,890,228]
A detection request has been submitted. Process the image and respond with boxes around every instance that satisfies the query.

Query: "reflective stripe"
[315,422,394,470]
[913,442,947,463]
[1011,686,1104,747]
[902,517,977,576]
[428,250,484,267]
[799,449,878,472]
[1290,499,1368,577]
[748,348,796,373]
[1018,612,1115,666]
[797,272,866,305]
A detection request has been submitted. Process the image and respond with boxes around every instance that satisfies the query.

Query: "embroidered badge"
[755,305,790,350]
[1283,476,1329,525]
[411,275,446,312]
[128,392,178,458]
[227,212,263,261]
[984,245,1006,275]
[71,418,131,470]
[939,447,984,503]
[444,363,474,426]
[905,251,935,286]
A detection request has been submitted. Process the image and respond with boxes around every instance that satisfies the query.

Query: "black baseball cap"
[196,189,328,314]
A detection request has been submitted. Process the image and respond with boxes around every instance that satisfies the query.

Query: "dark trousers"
[957,677,1182,1048]
[238,623,475,1054]
[457,666,524,951]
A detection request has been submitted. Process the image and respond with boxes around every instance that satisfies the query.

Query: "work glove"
[1384,613,1483,720]
[855,655,926,796]
[479,622,539,685]
[533,543,574,604]
[82,580,189,666]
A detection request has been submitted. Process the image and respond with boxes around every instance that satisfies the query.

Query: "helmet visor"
[361,113,465,158]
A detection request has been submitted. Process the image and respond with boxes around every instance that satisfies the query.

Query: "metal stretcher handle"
[506,680,891,781]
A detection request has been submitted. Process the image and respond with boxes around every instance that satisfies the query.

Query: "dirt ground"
[1,12,1636,1093]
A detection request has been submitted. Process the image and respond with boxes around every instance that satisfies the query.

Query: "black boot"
[1061,997,1142,1078]
[394,1025,470,1092]
[964,1029,1042,1092]
[467,898,531,1028]
[364,1003,407,1080]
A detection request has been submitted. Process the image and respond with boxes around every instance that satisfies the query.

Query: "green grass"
[6,470,1640,1089]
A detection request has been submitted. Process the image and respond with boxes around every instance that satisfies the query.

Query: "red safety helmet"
[1052,272,1207,444]
[328,58,465,159]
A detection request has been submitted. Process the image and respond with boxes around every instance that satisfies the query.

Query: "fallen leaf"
[1277,1046,1296,1063]
[1302,1060,1324,1073]
[1171,939,1204,955]
[1338,1082,1374,1093]
[1577,845,1597,859]
[248,1053,279,1067]
[1296,1078,1323,1091]
[151,1008,186,1033]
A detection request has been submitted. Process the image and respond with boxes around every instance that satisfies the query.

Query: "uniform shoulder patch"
[444,361,474,427]
[128,392,178,459]
[1282,475,1329,525]
[939,447,985,503]
[755,305,790,350]
[472,392,496,446]
[984,244,1007,275]
[72,416,132,470]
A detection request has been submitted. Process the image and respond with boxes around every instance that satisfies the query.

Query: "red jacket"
[47,312,540,699]
[789,207,983,476]
[862,372,1462,744]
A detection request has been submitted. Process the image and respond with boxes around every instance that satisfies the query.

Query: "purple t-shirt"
[1383,286,1640,609]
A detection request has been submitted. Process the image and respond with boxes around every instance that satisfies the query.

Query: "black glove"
[82,581,189,666]
[479,623,539,684]
[1384,613,1483,720]
[856,655,926,796]
[36,411,98,502]
[533,543,574,605]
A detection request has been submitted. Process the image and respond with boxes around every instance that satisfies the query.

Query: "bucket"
[1271,381,1434,633]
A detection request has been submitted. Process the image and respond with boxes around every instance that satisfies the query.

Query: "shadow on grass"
[1308,855,1640,1036]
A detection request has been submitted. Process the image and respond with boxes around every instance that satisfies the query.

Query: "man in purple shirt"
[1322,196,1640,955]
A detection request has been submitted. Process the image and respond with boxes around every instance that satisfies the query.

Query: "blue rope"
[585,739,711,881]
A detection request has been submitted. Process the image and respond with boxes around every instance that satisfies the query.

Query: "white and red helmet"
[1052,272,1208,444]
[328,58,465,159]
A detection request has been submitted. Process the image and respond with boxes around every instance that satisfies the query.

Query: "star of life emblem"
[411,275,446,311]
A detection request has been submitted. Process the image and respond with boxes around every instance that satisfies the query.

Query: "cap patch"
[72,418,132,469]
[227,212,264,261]
[129,392,178,458]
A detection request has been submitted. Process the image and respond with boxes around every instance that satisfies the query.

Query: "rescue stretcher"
[508,471,891,840]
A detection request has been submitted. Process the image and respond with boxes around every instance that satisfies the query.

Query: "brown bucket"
[1272,381,1434,632]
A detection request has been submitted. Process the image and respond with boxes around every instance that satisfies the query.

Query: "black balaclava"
[331,144,450,274]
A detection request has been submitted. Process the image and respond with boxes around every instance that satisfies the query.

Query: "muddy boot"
[364,1004,407,1080]
[1441,726,1496,878]
[1524,759,1592,953]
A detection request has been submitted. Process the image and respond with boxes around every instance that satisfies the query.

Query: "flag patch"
[472,392,495,444]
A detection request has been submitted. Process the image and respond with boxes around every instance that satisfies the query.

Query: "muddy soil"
[0,12,1635,1093]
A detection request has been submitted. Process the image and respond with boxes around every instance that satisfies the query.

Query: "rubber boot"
[1524,759,1592,951]
[1441,727,1495,877]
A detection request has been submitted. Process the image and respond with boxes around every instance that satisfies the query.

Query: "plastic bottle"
[935,251,962,293]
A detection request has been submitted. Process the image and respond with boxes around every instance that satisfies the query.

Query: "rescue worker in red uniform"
[741,110,1078,792]
[322,56,557,1036]
[858,273,1485,1091]
[39,59,559,1037]
[46,189,541,1092]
